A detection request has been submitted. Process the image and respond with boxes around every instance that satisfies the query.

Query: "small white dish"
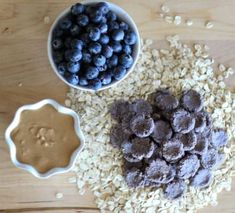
[48,0,141,92]
[5,99,85,179]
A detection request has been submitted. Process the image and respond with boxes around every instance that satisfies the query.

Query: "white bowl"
[5,99,85,179]
[48,0,141,92]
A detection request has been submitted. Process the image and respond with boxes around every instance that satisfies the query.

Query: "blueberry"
[107,54,118,68]
[88,27,101,41]
[113,66,127,80]
[97,64,107,72]
[99,34,110,44]
[71,3,85,15]
[102,45,113,58]
[123,44,132,54]
[79,76,88,86]
[53,52,63,63]
[119,21,129,31]
[70,24,81,36]
[124,31,137,45]
[77,14,89,27]
[71,39,84,50]
[93,55,106,67]
[57,62,67,75]
[112,29,125,41]
[106,11,117,21]
[80,33,90,43]
[53,27,64,38]
[52,38,63,50]
[99,72,112,85]
[90,10,103,23]
[67,61,80,73]
[82,51,92,63]
[110,41,122,53]
[99,23,108,33]
[96,2,109,14]
[66,74,79,85]
[88,42,102,54]
[85,66,99,80]
[64,37,72,48]
[100,16,107,24]
[65,49,82,62]
[89,78,102,90]
[119,54,134,68]
[59,18,72,30]
[108,21,119,31]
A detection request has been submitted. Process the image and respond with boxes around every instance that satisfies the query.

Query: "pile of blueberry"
[51,2,137,90]
[109,89,228,200]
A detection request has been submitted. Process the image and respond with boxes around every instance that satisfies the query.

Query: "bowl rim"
[5,99,85,179]
[47,0,141,92]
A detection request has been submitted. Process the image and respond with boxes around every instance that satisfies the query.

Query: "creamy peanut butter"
[11,104,80,173]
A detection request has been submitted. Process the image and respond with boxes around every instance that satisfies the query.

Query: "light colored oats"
[55,192,63,199]
[164,15,173,24]
[161,4,170,13]
[44,16,50,24]
[18,82,22,87]
[205,21,214,29]
[174,16,182,25]
[67,36,235,213]
[65,99,71,107]
[186,19,193,26]
[68,176,77,184]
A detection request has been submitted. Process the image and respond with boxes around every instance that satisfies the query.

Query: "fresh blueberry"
[100,16,107,24]
[79,76,88,86]
[102,45,113,58]
[85,66,99,80]
[53,52,63,63]
[53,27,64,38]
[71,3,85,15]
[90,10,103,23]
[59,17,72,30]
[65,49,82,62]
[70,24,81,36]
[80,33,90,43]
[119,21,129,31]
[124,31,137,45]
[122,44,132,54]
[99,34,110,44]
[99,23,108,33]
[64,37,72,48]
[88,27,101,41]
[119,54,134,68]
[106,11,117,21]
[89,78,102,90]
[96,2,109,14]
[82,51,92,63]
[97,64,107,72]
[67,61,80,73]
[99,72,112,85]
[107,54,118,68]
[93,55,106,67]
[113,66,127,80]
[52,38,63,50]
[71,39,84,50]
[110,41,122,53]
[112,29,125,41]
[57,62,67,75]
[108,21,119,31]
[88,42,102,54]
[77,14,89,27]
[66,74,79,85]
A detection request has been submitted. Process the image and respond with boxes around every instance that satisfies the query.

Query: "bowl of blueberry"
[48,1,140,91]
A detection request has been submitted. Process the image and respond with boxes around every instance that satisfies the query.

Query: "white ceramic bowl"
[5,99,85,179]
[48,0,141,92]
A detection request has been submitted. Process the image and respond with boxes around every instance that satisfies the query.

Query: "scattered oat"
[205,21,214,29]
[161,4,170,13]
[44,16,50,24]
[186,19,193,26]
[65,99,72,107]
[164,15,173,24]
[18,82,22,87]
[174,16,182,25]
[68,176,77,184]
[55,192,63,199]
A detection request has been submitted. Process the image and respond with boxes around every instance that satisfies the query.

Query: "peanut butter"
[11,104,80,173]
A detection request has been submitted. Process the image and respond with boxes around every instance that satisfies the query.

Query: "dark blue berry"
[52,39,63,50]
[123,44,132,54]
[113,66,127,80]
[96,2,109,14]
[119,21,129,31]
[100,16,107,24]
[89,78,102,90]
[77,14,89,27]
[97,64,107,72]
[99,23,108,33]
[112,29,124,41]
[53,27,64,38]
[71,39,84,50]
[90,10,103,23]
[71,3,85,15]
[65,49,82,62]
[59,18,72,30]
[124,31,137,45]
[108,21,119,31]
[88,27,101,41]
[53,52,63,63]
[66,74,79,85]
[80,33,90,43]
[64,37,72,48]
[85,66,99,80]
[93,55,106,67]
[119,54,134,68]
[57,62,67,75]
[102,45,113,58]
[106,11,117,21]
[67,61,80,73]
[89,42,102,54]
[82,51,92,63]
[79,77,88,86]
[99,34,110,44]
[107,55,118,68]
[70,24,81,36]
[99,72,112,85]
[110,41,122,53]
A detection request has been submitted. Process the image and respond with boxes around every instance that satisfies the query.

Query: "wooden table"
[0,0,235,212]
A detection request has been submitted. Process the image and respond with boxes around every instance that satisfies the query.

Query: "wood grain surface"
[0,0,235,212]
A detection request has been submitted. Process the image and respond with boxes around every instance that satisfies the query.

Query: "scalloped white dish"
[5,99,85,179]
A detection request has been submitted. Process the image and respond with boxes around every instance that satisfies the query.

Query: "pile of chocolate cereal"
[110,89,228,200]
